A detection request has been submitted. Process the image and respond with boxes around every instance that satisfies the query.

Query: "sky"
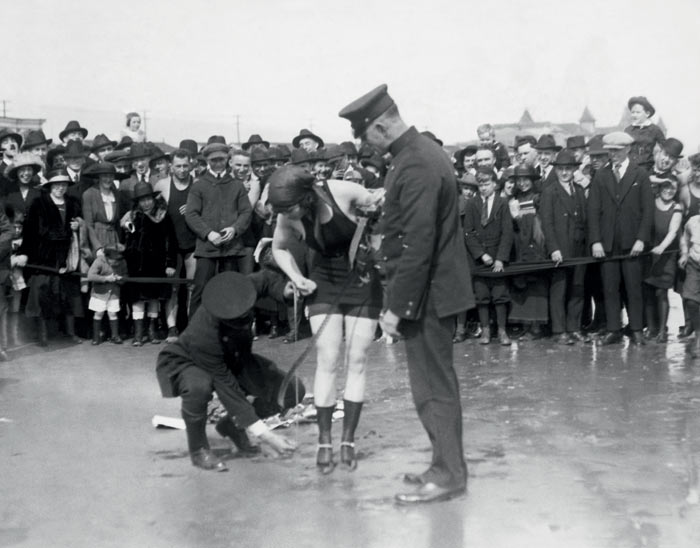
[3,0,700,150]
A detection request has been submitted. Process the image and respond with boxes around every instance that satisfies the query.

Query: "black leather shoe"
[190,448,228,471]
[600,331,623,345]
[268,325,280,339]
[630,331,645,345]
[679,325,695,339]
[395,482,466,504]
[215,419,261,456]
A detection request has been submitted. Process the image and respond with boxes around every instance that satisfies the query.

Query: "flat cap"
[338,84,396,138]
[603,131,634,149]
[201,142,230,159]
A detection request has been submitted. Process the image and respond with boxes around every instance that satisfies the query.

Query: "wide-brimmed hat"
[201,142,229,160]
[661,137,684,159]
[454,144,478,165]
[459,173,478,189]
[132,181,160,202]
[4,152,44,179]
[551,150,581,167]
[126,142,151,161]
[322,145,344,163]
[91,134,117,153]
[566,135,586,149]
[59,120,88,142]
[603,132,634,150]
[63,140,87,159]
[206,135,227,146]
[241,134,270,151]
[83,161,117,177]
[534,134,562,151]
[42,168,71,186]
[115,136,133,151]
[148,146,170,166]
[266,146,286,163]
[22,129,52,150]
[586,134,607,156]
[421,131,443,147]
[250,148,269,164]
[290,148,311,165]
[0,128,23,148]
[513,164,540,179]
[292,128,324,149]
[628,96,655,117]
[202,271,256,320]
[104,149,130,164]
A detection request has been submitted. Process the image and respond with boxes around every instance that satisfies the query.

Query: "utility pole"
[235,114,241,145]
[1,100,9,118]
[142,109,148,140]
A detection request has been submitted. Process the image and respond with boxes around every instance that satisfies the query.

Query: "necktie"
[481,198,489,227]
[569,182,575,196]
[613,164,621,182]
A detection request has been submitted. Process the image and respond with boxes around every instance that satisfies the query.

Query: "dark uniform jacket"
[381,127,474,320]
[539,179,587,258]
[156,271,289,428]
[464,194,514,264]
[587,160,653,253]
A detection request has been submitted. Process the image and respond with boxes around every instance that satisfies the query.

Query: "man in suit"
[0,129,23,197]
[464,167,514,346]
[587,132,654,345]
[64,141,94,200]
[540,150,589,345]
[339,84,474,504]
[120,142,153,200]
[534,134,562,189]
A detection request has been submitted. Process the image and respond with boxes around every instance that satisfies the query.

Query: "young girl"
[625,96,665,171]
[644,176,683,342]
[121,182,177,346]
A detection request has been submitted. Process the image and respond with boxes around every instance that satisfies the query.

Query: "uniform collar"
[388,126,419,157]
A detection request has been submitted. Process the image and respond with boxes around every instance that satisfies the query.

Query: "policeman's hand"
[379,308,401,338]
[591,243,606,258]
[219,227,235,243]
[14,254,28,268]
[679,255,688,268]
[492,260,504,273]
[551,250,563,266]
[630,240,644,257]
[293,276,317,296]
[283,281,296,299]
[207,231,223,246]
[481,253,494,266]
[165,267,176,277]
[96,248,105,258]
[651,245,664,256]
[258,430,297,458]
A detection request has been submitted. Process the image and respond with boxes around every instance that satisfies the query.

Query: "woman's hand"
[651,245,664,256]
[292,276,317,296]
[165,267,176,277]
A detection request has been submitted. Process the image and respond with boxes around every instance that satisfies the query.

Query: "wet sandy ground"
[2,309,700,548]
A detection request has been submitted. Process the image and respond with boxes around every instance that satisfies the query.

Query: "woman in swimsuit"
[270,165,383,473]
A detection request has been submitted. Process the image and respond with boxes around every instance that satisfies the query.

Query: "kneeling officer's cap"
[202,272,256,320]
[339,84,396,138]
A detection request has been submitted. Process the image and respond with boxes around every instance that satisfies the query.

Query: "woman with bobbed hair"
[270,165,383,473]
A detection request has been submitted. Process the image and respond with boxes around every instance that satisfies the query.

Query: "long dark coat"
[539,179,587,258]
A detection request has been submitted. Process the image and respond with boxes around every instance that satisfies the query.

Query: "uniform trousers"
[402,296,467,488]
[601,253,644,331]
[190,255,254,319]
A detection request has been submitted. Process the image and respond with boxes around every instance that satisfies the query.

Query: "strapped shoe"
[316,444,335,474]
[339,441,357,471]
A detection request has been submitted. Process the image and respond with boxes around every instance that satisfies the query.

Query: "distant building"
[457,106,667,150]
[0,116,45,133]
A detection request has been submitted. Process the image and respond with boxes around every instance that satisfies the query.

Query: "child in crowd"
[679,210,700,356]
[87,245,126,345]
[464,167,514,345]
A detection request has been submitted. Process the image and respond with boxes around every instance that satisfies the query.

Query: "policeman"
[339,84,475,503]
[156,271,302,471]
